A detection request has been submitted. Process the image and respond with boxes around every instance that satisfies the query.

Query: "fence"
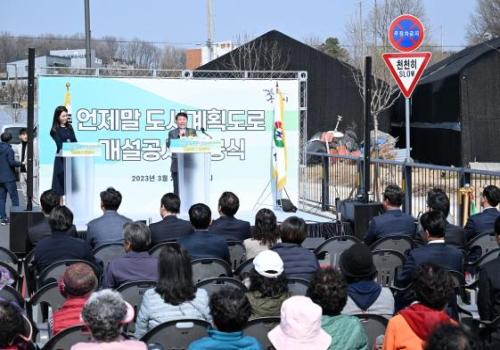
[300,152,500,226]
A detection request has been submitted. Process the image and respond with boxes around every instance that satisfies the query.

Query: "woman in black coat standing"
[51,105,77,195]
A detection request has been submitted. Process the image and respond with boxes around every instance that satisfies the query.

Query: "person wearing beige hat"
[246,250,290,319]
[268,295,332,350]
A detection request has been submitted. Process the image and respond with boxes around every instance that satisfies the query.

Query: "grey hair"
[123,221,151,252]
[82,289,127,342]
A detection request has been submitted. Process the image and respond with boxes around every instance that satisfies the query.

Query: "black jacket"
[478,255,500,321]
[209,216,251,242]
[465,208,500,241]
[0,142,21,183]
[166,128,197,172]
[33,231,96,273]
[364,209,416,246]
[149,215,194,245]
[177,230,230,262]
[396,242,464,287]
[26,217,78,253]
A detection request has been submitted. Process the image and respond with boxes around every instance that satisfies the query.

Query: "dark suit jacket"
[396,242,464,287]
[86,210,132,248]
[478,255,500,321]
[364,209,417,246]
[209,216,251,241]
[465,208,500,241]
[33,231,97,273]
[102,251,158,289]
[26,217,78,253]
[0,142,21,183]
[177,230,230,262]
[166,128,197,172]
[444,222,466,248]
[149,215,194,244]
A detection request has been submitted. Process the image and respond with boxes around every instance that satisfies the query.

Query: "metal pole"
[363,56,372,203]
[26,48,35,211]
[405,97,410,160]
[84,0,92,68]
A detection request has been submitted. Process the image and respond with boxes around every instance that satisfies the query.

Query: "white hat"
[253,250,284,278]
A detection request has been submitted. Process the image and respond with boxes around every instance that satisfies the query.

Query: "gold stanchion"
[458,186,475,227]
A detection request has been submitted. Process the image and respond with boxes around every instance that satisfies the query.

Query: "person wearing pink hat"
[71,290,146,350]
[268,295,332,350]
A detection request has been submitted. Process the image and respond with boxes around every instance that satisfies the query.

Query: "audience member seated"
[477,216,500,348]
[465,185,500,241]
[396,211,463,289]
[243,208,281,259]
[364,184,416,246]
[52,263,98,335]
[71,289,146,350]
[425,324,481,350]
[339,243,395,318]
[268,295,332,350]
[209,192,251,241]
[178,203,230,262]
[103,222,158,289]
[426,188,466,248]
[383,264,455,350]
[26,189,77,252]
[271,216,319,280]
[86,187,132,248]
[33,205,97,273]
[0,301,33,350]
[308,267,369,350]
[134,244,211,339]
[246,250,289,319]
[188,288,261,350]
[149,192,193,245]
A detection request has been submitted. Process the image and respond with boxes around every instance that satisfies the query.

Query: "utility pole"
[207,0,215,62]
[84,0,92,68]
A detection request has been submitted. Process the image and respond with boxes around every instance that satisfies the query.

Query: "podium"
[60,142,101,229]
[170,138,221,214]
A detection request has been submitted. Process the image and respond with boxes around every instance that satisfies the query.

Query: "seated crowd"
[1,184,500,349]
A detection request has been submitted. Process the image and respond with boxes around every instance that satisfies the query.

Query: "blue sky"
[0,0,475,48]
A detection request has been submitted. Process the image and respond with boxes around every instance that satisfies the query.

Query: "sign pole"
[405,97,410,161]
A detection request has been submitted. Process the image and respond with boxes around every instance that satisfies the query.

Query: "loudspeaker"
[337,200,383,240]
[9,207,44,257]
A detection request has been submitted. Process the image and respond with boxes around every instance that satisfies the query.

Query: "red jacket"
[52,297,87,335]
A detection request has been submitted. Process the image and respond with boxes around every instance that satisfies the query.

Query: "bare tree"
[224,34,290,71]
[160,46,186,69]
[117,39,161,69]
[467,0,500,44]
[345,0,428,136]
[94,36,119,65]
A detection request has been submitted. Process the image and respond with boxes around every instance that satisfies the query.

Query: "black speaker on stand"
[337,199,383,240]
[9,207,44,257]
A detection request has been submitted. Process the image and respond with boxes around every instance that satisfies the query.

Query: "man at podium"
[166,112,197,195]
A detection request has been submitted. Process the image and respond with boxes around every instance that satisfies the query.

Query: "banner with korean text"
[37,76,300,222]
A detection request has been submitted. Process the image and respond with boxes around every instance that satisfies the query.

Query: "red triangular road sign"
[382,52,432,98]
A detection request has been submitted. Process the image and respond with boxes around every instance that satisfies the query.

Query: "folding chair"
[195,277,247,297]
[369,235,413,256]
[243,317,280,350]
[148,241,178,258]
[287,278,310,296]
[93,242,125,268]
[234,258,254,280]
[117,280,157,334]
[314,235,361,267]
[41,325,92,350]
[354,314,388,350]
[141,319,211,350]
[191,258,231,283]
[226,241,247,271]
[372,249,405,287]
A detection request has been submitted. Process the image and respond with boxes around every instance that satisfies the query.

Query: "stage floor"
[237,205,335,224]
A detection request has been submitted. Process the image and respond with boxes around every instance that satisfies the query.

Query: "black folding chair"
[195,277,247,297]
[148,241,178,258]
[37,259,101,290]
[302,237,327,251]
[0,246,21,274]
[369,235,413,256]
[0,284,24,307]
[287,278,310,296]
[314,235,361,267]
[372,249,405,287]
[465,231,498,263]
[243,317,280,350]
[234,258,254,280]
[191,258,232,283]
[26,281,67,324]
[226,241,247,271]
[117,280,157,334]
[141,319,211,350]
[41,325,92,350]
[354,314,388,350]
[93,242,125,268]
